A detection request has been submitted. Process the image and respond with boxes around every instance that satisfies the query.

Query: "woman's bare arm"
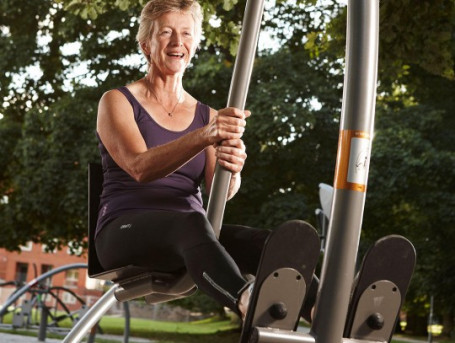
[97,90,247,183]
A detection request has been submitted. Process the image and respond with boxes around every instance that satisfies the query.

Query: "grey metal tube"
[253,328,315,343]
[123,301,130,343]
[206,0,265,237]
[311,0,379,342]
[62,285,119,343]
[38,304,49,342]
[0,263,87,317]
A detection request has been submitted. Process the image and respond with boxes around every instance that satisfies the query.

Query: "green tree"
[363,103,455,335]
[1,89,100,249]
[223,47,343,228]
[0,0,144,250]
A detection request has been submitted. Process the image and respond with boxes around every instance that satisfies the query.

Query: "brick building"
[0,242,103,312]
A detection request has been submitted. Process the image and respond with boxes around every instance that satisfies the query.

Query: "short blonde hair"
[136,0,203,61]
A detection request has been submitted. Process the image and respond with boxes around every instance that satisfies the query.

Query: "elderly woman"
[94,0,266,318]
[94,0,315,320]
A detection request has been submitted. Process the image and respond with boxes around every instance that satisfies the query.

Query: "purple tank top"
[96,86,210,236]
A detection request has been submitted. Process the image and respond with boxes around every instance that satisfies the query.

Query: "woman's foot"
[300,275,319,323]
[238,283,254,320]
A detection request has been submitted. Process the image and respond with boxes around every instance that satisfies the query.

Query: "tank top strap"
[196,101,211,126]
[117,86,142,121]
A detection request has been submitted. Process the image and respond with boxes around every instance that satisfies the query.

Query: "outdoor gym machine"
[64,0,416,342]
[0,263,88,318]
[0,263,88,341]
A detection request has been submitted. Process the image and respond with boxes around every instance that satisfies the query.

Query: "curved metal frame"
[42,286,86,325]
[0,263,88,317]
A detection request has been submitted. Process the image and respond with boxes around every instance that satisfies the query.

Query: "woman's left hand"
[215,138,247,174]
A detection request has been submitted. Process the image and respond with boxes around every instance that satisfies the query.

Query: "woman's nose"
[171,33,183,46]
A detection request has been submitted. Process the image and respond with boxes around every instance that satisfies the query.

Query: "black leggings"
[95,211,270,315]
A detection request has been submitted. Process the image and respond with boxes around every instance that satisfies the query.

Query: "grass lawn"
[1,311,454,343]
[95,315,241,342]
[1,311,241,342]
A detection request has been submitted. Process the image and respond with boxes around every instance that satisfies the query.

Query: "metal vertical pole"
[311,0,379,342]
[427,295,434,343]
[206,0,265,238]
[38,303,49,342]
[123,301,131,343]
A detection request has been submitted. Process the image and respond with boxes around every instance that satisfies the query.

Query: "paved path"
[0,332,61,343]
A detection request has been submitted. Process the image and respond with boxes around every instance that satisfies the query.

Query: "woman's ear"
[140,41,150,56]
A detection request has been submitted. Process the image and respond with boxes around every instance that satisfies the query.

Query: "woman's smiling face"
[147,11,196,76]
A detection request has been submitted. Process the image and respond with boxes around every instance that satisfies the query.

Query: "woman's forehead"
[156,11,195,28]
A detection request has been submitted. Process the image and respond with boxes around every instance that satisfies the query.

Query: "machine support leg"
[63,285,119,343]
[38,304,49,342]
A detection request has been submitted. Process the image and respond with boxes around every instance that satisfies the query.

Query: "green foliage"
[323,0,455,86]
[1,89,100,250]
[223,47,343,228]
[365,104,455,318]
[0,0,143,250]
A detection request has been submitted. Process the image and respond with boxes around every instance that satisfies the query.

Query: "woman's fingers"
[214,108,249,141]
[207,107,250,146]
[215,139,247,173]
[218,107,249,119]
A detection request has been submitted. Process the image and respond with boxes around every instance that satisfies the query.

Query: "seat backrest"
[87,163,197,302]
[88,162,162,281]
[88,163,106,277]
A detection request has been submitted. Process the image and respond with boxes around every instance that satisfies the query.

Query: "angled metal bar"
[206,0,265,238]
[311,0,380,342]
[62,285,119,343]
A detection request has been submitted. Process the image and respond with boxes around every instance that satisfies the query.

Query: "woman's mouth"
[168,52,184,58]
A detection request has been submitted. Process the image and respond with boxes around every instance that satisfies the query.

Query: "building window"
[64,270,79,289]
[15,262,28,284]
[40,264,53,287]
[62,291,77,305]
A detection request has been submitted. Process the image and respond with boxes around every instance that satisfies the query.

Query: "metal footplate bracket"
[250,279,401,343]
[348,280,401,342]
[248,267,306,341]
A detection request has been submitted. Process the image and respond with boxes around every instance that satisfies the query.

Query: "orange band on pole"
[334,130,370,192]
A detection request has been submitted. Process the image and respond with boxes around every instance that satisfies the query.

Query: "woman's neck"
[143,72,184,107]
